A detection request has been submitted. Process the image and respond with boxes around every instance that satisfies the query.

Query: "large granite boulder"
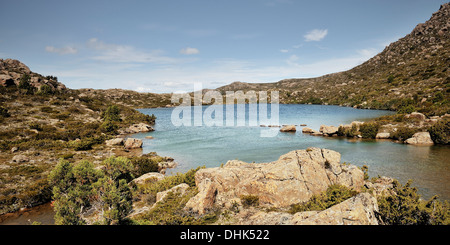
[233,193,379,225]
[291,193,379,225]
[405,132,434,145]
[319,125,339,135]
[185,148,364,214]
[124,138,143,149]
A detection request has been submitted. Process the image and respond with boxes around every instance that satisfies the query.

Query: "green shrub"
[391,127,417,141]
[289,185,358,214]
[48,158,134,225]
[140,166,203,197]
[428,119,449,144]
[37,84,53,95]
[103,105,121,122]
[359,122,379,139]
[0,106,10,117]
[40,106,54,113]
[377,179,450,225]
[397,105,416,114]
[100,120,118,133]
[102,156,135,182]
[71,138,95,151]
[240,195,260,208]
[132,188,215,225]
[337,124,358,137]
[18,74,36,94]
[29,122,43,131]
[130,155,161,178]
[387,74,395,84]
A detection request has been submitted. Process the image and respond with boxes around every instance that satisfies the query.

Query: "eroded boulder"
[185,148,364,214]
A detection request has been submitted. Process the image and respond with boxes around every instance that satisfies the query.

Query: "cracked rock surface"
[185,147,364,214]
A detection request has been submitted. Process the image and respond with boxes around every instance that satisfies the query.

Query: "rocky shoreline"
[126,147,406,225]
[275,111,449,145]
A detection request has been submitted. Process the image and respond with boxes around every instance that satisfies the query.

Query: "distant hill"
[216,3,450,116]
[0,58,67,92]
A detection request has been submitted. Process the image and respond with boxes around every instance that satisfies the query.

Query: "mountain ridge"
[215,3,450,116]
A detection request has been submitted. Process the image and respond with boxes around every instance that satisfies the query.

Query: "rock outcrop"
[0,58,66,91]
[105,138,124,146]
[291,193,379,225]
[375,132,391,139]
[185,148,364,214]
[231,193,379,225]
[280,125,296,132]
[124,138,143,149]
[119,123,154,135]
[319,125,339,135]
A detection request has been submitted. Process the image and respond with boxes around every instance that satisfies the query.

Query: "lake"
[136,104,450,201]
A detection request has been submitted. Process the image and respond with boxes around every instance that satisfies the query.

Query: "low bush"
[359,122,379,139]
[289,185,358,214]
[337,124,358,137]
[130,155,161,178]
[140,166,203,198]
[428,119,449,144]
[240,195,260,208]
[0,106,10,117]
[377,180,450,225]
[390,127,417,141]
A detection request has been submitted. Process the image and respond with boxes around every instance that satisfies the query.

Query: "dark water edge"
[0,203,54,225]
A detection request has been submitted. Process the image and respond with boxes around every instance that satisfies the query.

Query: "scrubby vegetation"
[0,82,165,215]
[289,185,358,214]
[428,119,450,144]
[48,157,134,225]
[359,122,380,139]
[130,166,220,225]
[377,179,450,225]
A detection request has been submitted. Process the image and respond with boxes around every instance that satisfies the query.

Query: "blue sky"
[0,0,447,93]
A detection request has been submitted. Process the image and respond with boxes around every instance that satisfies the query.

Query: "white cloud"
[286,54,300,66]
[357,48,378,59]
[86,38,179,64]
[280,49,289,53]
[304,29,328,42]
[45,46,78,55]
[180,47,200,55]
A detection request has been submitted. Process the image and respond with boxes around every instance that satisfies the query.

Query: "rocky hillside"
[0,59,66,91]
[0,60,174,215]
[216,3,450,116]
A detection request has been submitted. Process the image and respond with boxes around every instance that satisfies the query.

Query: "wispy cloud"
[184,29,219,38]
[280,49,289,53]
[304,29,328,42]
[264,0,293,7]
[230,33,261,40]
[45,46,78,55]
[86,38,179,64]
[180,47,200,55]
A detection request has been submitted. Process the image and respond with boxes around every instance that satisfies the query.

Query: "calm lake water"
[136,104,450,201]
